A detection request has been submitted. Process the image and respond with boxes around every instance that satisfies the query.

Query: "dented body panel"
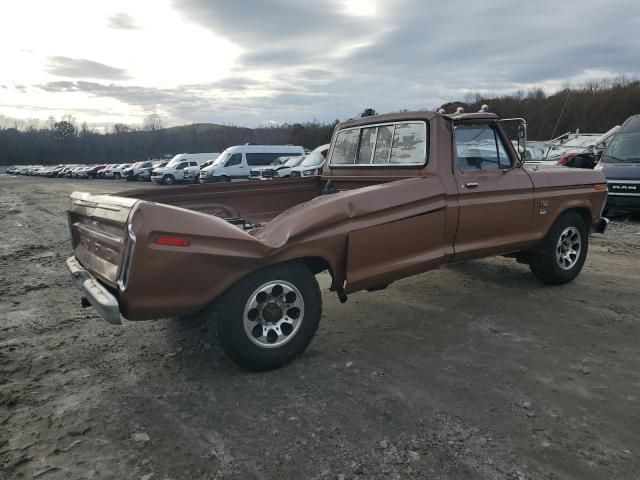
[66,111,608,322]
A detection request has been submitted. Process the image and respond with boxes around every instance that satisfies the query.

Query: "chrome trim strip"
[607,179,640,184]
[117,224,137,292]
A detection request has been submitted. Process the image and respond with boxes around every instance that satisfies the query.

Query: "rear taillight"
[154,236,190,247]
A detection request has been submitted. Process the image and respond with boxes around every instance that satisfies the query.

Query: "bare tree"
[143,113,163,131]
[113,123,132,135]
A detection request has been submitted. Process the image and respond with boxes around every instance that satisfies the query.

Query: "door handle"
[465,182,479,189]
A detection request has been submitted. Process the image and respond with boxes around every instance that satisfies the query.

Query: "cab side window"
[454,125,512,171]
[225,153,242,167]
[176,162,188,170]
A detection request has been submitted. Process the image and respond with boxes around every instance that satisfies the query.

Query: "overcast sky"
[1,0,638,128]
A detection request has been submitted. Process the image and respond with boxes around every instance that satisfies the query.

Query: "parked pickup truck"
[65,111,609,370]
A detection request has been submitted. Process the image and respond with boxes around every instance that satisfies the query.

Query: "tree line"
[0,113,339,166]
[1,78,639,166]
[440,77,640,140]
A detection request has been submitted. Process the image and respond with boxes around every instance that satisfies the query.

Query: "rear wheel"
[529,211,588,285]
[162,174,175,185]
[114,173,121,179]
[215,262,322,371]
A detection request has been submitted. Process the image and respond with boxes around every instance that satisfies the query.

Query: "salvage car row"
[5,143,331,185]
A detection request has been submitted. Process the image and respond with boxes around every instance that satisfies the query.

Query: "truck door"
[452,121,534,260]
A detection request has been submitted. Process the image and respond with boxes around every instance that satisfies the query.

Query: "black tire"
[219,176,231,183]
[162,174,175,185]
[215,261,322,371]
[529,211,588,285]
[114,173,121,180]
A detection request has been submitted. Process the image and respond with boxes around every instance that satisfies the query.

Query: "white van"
[199,144,305,183]
[151,153,219,185]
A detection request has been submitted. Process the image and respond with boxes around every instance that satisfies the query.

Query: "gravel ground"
[1,175,639,480]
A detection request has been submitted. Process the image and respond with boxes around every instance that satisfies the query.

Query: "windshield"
[283,156,304,167]
[166,155,185,168]
[212,152,229,166]
[270,156,289,166]
[601,132,640,163]
[300,150,325,167]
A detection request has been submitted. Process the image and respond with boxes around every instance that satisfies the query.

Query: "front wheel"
[215,261,322,371]
[162,174,175,185]
[529,211,588,285]
[114,173,121,180]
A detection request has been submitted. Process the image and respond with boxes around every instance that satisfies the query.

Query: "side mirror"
[500,117,528,166]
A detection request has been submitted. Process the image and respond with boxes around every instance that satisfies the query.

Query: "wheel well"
[562,207,591,230]
[298,256,332,277]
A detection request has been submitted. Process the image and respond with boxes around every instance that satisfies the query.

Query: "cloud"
[45,56,131,80]
[172,0,640,100]
[13,0,640,127]
[108,12,139,30]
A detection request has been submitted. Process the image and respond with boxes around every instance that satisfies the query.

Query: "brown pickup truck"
[66,111,609,370]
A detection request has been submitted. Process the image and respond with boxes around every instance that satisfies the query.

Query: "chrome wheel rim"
[556,226,581,270]
[243,280,305,348]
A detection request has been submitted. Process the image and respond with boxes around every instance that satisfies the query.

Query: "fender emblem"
[539,200,549,215]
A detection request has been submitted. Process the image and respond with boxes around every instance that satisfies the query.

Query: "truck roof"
[336,110,499,131]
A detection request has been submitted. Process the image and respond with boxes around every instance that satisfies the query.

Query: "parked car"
[138,160,167,182]
[57,165,79,178]
[526,127,620,169]
[65,110,608,371]
[249,155,305,180]
[199,144,305,183]
[595,114,640,213]
[96,165,115,178]
[151,153,219,185]
[183,154,221,183]
[290,144,330,177]
[78,165,107,179]
[105,163,130,179]
[67,166,85,178]
[26,166,44,176]
[123,161,157,181]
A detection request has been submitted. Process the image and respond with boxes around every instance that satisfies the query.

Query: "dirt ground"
[1,175,639,480]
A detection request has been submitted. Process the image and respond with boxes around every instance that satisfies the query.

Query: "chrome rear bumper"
[66,256,122,325]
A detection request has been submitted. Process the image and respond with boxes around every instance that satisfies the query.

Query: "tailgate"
[67,191,138,288]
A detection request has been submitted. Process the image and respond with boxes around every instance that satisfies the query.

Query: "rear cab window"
[331,121,428,166]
